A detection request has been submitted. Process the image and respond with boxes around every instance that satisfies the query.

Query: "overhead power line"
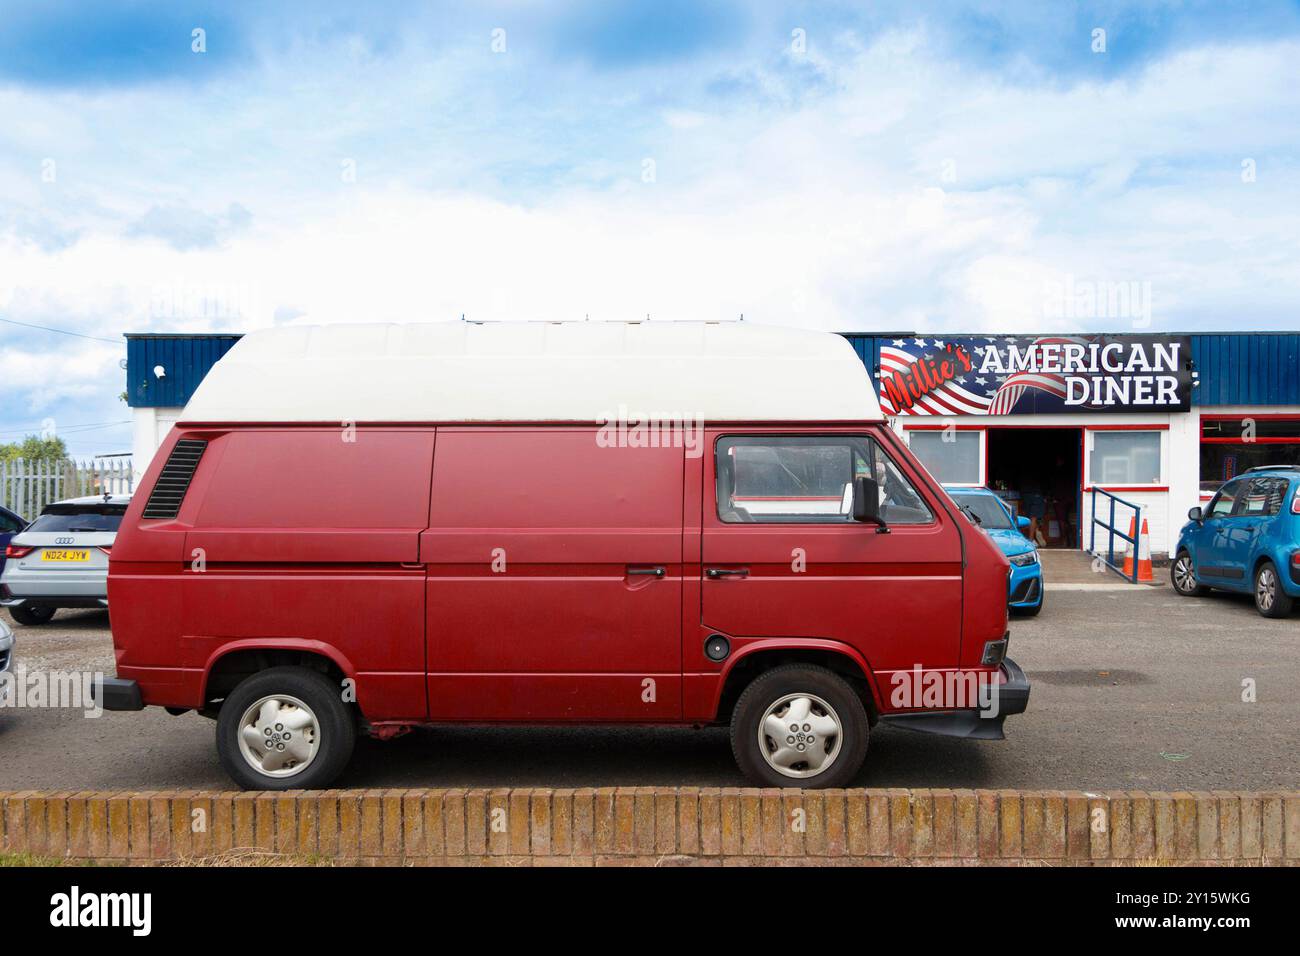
[0,421,131,440]
[0,315,122,345]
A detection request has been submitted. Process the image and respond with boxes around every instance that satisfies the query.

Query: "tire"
[9,604,55,626]
[730,664,869,789]
[216,666,356,790]
[1171,550,1209,597]
[1253,560,1294,619]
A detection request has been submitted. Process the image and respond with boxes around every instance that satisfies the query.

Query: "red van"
[101,322,1028,789]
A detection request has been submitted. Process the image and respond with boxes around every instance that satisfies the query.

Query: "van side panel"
[421,428,683,720]
[116,427,433,720]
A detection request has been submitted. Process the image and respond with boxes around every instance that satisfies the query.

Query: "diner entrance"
[986,427,1082,548]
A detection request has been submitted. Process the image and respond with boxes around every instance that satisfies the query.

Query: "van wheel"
[9,605,55,626]
[216,666,355,790]
[730,664,868,788]
[1171,550,1209,597]
[1254,561,1293,618]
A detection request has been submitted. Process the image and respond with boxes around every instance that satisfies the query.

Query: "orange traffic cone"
[1136,518,1154,582]
[1120,515,1136,576]
[1123,517,1154,582]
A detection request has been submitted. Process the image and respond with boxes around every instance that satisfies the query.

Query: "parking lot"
[2,568,1296,792]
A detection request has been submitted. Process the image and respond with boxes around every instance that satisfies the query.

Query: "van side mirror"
[1016,515,1031,533]
[852,476,888,532]
[1188,506,1203,522]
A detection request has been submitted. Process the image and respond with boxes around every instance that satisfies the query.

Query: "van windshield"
[27,504,127,533]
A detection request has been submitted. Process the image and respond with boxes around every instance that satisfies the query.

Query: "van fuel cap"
[704,634,731,662]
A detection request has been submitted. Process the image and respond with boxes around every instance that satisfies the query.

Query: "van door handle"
[706,567,749,579]
[627,566,666,577]
[400,562,425,570]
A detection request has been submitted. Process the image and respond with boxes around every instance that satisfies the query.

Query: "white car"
[0,494,129,625]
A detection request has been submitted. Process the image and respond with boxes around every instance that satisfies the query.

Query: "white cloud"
[1,27,1299,438]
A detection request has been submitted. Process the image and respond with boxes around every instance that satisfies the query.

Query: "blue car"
[0,506,27,578]
[1172,465,1300,618]
[944,486,1043,616]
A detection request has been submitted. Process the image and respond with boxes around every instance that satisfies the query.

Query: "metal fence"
[1089,486,1141,583]
[0,458,134,521]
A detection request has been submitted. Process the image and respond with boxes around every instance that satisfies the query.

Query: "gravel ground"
[0,578,1295,791]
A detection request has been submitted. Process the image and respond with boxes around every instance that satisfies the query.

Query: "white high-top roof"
[180,322,883,424]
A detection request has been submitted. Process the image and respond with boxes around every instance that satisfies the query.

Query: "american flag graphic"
[879,335,1089,416]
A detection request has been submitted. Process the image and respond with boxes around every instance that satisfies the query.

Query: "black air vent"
[142,439,208,519]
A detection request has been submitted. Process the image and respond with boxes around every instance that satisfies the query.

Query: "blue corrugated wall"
[125,334,242,408]
[1189,333,1300,406]
[124,330,1300,409]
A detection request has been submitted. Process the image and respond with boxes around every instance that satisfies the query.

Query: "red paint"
[108,421,1010,728]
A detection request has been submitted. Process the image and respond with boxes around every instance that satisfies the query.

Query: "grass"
[0,851,107,867]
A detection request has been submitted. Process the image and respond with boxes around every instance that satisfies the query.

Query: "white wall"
[895,410,1182,557]
[131,406,182,481]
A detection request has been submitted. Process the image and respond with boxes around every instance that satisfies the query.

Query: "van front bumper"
[997,656,1031,715]
[91,677,144,711]
[878,657,1031,741]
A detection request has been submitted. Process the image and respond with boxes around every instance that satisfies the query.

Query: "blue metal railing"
[1089,487,1141,583]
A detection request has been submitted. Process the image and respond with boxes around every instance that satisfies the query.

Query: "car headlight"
[1009,550,1039,567]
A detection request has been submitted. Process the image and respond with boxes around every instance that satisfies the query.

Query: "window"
[1207,479,1240,518]
[0,511,22,533]
[27,503,126,533]
[1089,431,1160,485]
[1237,477,1287,517]
[947,492,1014,530]
[908,430,982,485]
[1202,418,1300,440]
[716,435,933,525]
[1200,417,1300,492]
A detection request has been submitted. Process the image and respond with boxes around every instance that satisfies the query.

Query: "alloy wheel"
[236,694,321,778]
[757,692,843,779]
[1173,554,1197,594]
[1257,566,1277,612]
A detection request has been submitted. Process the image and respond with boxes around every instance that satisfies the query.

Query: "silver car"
[0,616,13,674]
[0,494,129,625]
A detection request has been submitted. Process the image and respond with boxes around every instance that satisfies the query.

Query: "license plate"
[41,549,89,562]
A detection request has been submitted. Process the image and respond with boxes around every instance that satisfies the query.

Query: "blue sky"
[1,1,1299,460]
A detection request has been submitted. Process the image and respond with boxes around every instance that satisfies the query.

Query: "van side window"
[716,436,933,525]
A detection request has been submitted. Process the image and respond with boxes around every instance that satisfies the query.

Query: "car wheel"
[216,666,356,790]
[1171,550,1209,597]
[1253,560,1294,619]
[731,664,869,789]
[9,604,55,626]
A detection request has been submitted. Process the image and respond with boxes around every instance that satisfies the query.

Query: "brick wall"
[2,789,1297,865]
